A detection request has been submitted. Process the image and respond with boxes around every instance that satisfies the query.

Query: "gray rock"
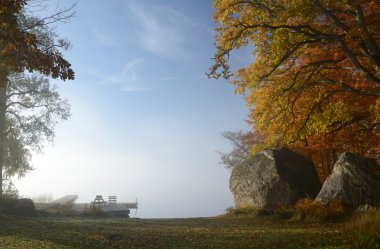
[315,152,380,208]
[230,148,321,209]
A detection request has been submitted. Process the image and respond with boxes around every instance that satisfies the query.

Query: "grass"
[343,209,380,248]
[0,214,351,248]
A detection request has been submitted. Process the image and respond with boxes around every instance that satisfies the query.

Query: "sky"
[14,0,253,218]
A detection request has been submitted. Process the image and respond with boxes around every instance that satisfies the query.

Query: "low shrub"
[59,203,75,214]
[82,205,108,218]
[274,205,294,219]
[224,198,345,221]
[294,197,345,221]
[343,209,380,248]
[223,206,259,217]
[224,206,292,218]
[42,205,79,217]
[324,199,345,220]
[0,198,36,216]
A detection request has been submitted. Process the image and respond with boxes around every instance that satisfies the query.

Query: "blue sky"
[14,0,252,218]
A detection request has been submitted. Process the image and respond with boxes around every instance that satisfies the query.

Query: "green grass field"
[0,214,351,248]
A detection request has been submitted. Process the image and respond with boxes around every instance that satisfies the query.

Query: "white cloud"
[87,58,148,92]
[126,1,195,60]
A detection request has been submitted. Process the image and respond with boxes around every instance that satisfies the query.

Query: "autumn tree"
[210,0,380,174]
[0,0,74,196]
[218,130,264,169]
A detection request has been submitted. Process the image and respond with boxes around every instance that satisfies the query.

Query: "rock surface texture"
[315,152,380,208]
[230,148,321,209]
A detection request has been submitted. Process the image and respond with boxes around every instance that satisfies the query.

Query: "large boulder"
[230,148,321,209]
[315,152,380,208]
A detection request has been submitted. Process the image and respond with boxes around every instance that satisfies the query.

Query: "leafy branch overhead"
[211,0,380,174]
[0,0,75,80]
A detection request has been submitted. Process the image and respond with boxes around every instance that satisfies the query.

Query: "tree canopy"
[210,0,380,175]
[3,73,70,179]
[0,0,75,196]
[0,0,74,81]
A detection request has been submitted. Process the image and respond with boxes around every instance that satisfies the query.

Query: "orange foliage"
[210,0,380,175]
[295,197,345,220]
[0,0,74,81]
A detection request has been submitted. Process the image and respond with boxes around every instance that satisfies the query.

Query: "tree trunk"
[0,71,8,198]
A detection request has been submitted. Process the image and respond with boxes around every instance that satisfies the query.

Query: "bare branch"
[21,3,77,32]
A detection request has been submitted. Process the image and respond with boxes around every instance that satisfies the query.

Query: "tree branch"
[311,0,349,31]
[21,3,77,32]
[336,38,380,84]
[347,0,380,67]
[316,77,380,96]
[6,101,48,110]
[294,90,344,141]
[221,0,278,18]
[259,39,320,81]
[5,111,26,133]
[6,89,40,98]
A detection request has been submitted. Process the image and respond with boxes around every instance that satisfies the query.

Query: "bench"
[108,196,117,204]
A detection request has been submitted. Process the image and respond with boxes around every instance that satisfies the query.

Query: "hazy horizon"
[13,0,252,218]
